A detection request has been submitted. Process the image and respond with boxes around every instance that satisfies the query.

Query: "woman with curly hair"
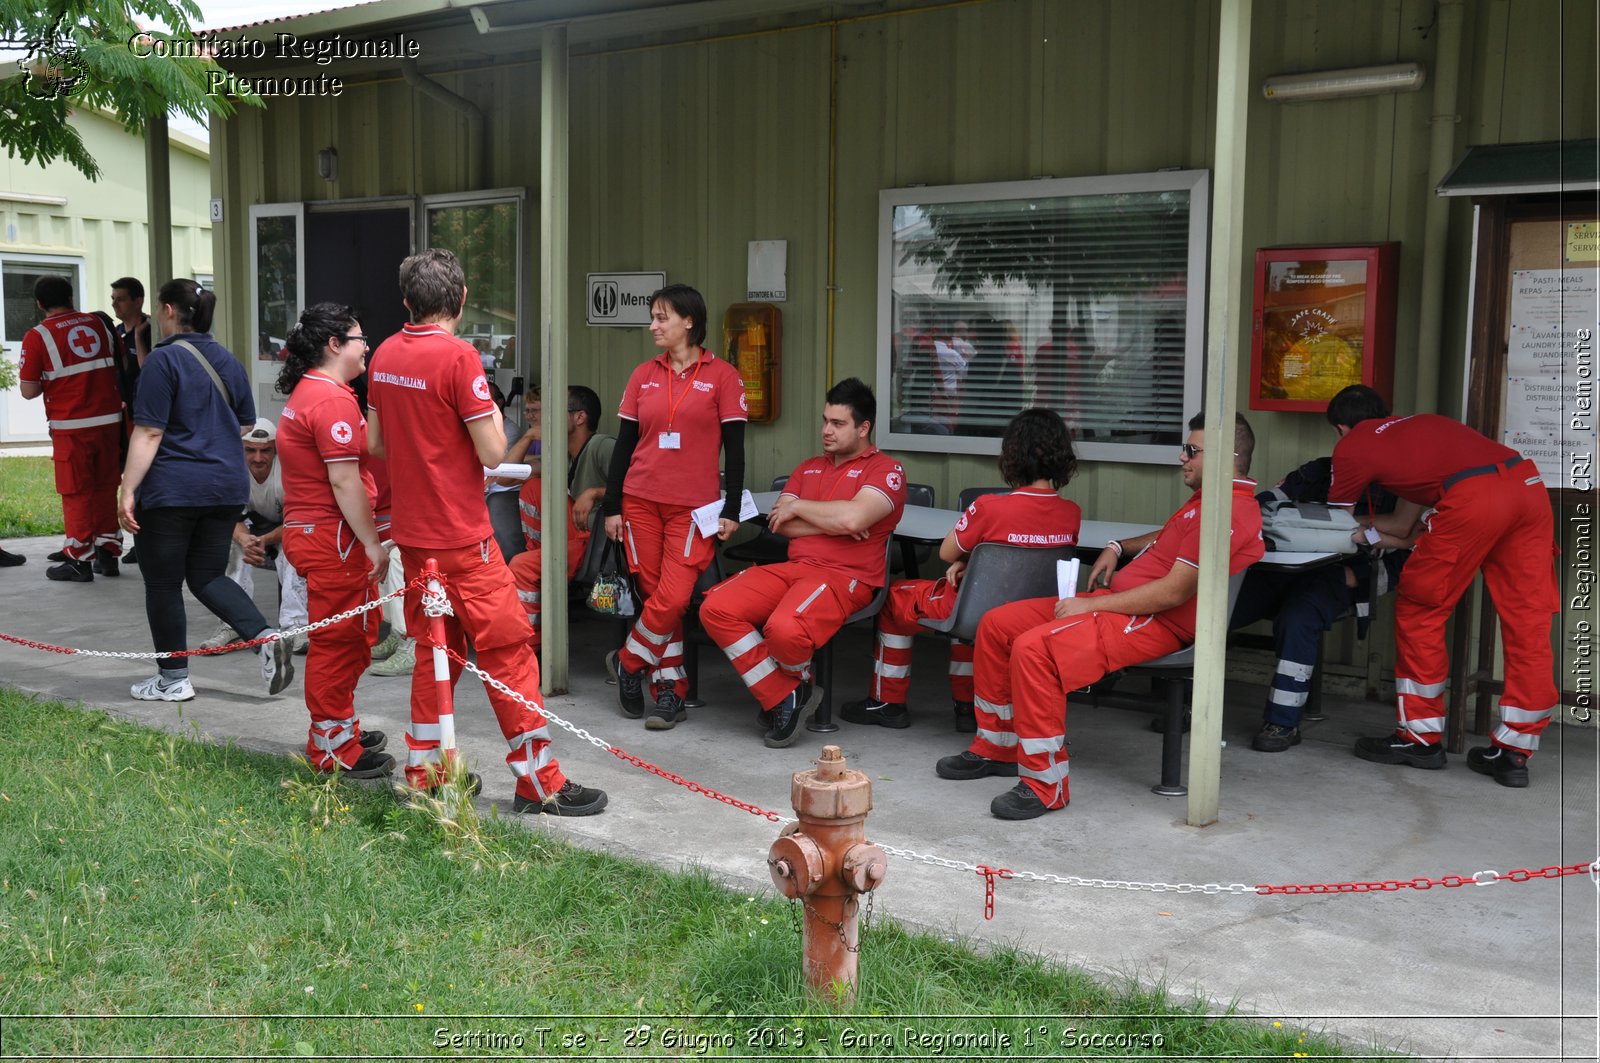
[273,303,393,778]
[842,407,1081,732]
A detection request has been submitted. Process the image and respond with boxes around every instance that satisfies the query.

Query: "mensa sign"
[585,272,665,327]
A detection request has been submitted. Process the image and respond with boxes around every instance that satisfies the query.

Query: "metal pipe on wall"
[401,58,486,190]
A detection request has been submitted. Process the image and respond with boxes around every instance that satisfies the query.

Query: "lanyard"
[661,353,704,431]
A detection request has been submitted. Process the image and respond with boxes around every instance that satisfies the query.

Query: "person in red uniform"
[602,284,746,730]
[367,248,607,817]
[18,275,124,582]
[275,302,395,779]
[935,412,1265,820]
[700,378,908,747]
[842,408,1082,731]
[1325,384,1559,788]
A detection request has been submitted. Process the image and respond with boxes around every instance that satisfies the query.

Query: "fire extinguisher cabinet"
[724,303,781,424]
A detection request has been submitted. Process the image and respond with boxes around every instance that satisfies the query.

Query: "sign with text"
[586,272,664,327]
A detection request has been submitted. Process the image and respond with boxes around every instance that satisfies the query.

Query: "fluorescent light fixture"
[1262,62,1425,102]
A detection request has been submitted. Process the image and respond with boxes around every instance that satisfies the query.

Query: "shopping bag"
[586,540,637,617]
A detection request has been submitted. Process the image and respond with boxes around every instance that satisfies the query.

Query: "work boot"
[1353,734,1446,769]
[0,547,25,567]
[840,697,911,729]
[606,649,645,718]
[123,546,138,565]
[1467,745,1530,788]
[513,780,609,816]
[990,781,1063,820]
[359,730,388,754]
[1251,723,1302,753]
[646,686,686,730]
[763,682,818,749]
[46,559,92,582]
[952,700,976,733]
[92,548,119,577]
[935,749,1019,780]
[318,749,395,779]
[369,638,416,677]
[48,549,68,562]
[394,771,482,802]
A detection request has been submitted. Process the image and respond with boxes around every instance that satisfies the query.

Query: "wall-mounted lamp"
[1262,62,1426,103]
[317,146,338,182]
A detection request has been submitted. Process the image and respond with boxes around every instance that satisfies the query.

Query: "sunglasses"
[1180,443,1203,459]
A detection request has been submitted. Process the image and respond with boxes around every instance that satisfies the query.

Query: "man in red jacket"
[18,275,124,582]
[1326,384,1559,788]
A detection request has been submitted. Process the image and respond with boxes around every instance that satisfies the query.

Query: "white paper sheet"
[483,463,532,480]
[692,489,759,537]
[1057,557,1079,598]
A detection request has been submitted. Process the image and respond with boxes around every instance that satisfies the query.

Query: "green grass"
[0,689,1401,1060]
[0,456,62,538]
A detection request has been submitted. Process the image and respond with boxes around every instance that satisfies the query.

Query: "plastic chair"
[808,541,894,733]
[1127,569,1249,797]
[956,486,1008,512]
[723,475,790,566]
[918,542,1077,643]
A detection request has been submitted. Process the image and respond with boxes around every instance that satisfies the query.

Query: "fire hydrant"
[767,745,888,1003]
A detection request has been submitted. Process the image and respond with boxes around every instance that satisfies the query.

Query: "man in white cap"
[200,418,310,652]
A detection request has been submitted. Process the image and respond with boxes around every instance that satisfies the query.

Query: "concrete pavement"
[0,531,1595,1062]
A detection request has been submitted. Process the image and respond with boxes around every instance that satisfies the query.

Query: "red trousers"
[399,540,567,801]
[871,576,973,704]
[53,425,122,561]
[701,561,876,711]
[1392,465,1559,754]
[972,595,1183,807]
[507,477,589,651]
[283,522,378,770]
[616,496,717,697]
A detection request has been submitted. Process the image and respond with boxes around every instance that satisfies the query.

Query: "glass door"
[249,204,305,421]
[1,254,85,444]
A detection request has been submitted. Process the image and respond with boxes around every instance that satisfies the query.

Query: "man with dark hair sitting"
[700,378,908,748]
[935,412,1264,820]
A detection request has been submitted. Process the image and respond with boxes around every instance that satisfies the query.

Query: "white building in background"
[1,108,211,447]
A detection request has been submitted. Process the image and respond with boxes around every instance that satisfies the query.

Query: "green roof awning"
[1436,139,1600,197]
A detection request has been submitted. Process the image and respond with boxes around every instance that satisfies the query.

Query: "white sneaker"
[260,635,296,695]
[131,674,195,702]
[199,626,239,651]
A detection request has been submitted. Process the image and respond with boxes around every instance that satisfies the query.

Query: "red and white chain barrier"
[5,576,1598,920]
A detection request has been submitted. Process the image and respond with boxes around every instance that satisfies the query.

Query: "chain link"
[0,573,434,661]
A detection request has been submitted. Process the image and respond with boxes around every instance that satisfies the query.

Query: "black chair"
[809,541,894,733]
[956,485,1008,512]
[723,475,790,566]
[1126,569,1249,797]
[893,481,936,578]
[918,542,1077,643]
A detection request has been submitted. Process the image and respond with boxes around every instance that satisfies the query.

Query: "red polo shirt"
[278,370,375,527]
[616,349,747,509]
[1329,414,1520,509]
[366,323,498,549]
[782,446,908,585]
[952,486,1082,552]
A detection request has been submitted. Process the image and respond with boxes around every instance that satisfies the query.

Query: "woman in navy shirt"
[116,279,296,702]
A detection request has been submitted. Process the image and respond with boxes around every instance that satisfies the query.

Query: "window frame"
[875,169,1211,465]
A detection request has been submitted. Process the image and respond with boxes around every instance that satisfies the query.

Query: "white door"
[249,204,305,423]
[1,255,85,445]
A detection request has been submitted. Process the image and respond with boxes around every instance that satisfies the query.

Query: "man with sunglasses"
[934,412,1264,820]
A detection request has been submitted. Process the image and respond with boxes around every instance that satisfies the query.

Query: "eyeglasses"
[342,334,369,346]
[566,407,583,414]
[1180,443,1203,460]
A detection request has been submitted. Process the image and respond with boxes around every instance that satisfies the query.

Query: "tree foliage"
[0,0,261,180]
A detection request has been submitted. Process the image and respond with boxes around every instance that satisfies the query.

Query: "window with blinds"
[876,171,1210,464]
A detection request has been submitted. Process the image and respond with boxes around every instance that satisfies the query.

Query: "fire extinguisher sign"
[585,272,665,327]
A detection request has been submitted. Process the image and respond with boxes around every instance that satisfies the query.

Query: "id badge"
[658,431,681,450]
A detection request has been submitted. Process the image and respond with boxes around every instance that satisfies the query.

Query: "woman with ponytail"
[273,303,393,778]
[118,278,297,702]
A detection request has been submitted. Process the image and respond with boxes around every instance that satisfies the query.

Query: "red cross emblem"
[67,325,102,359]
[331,421,353,445]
